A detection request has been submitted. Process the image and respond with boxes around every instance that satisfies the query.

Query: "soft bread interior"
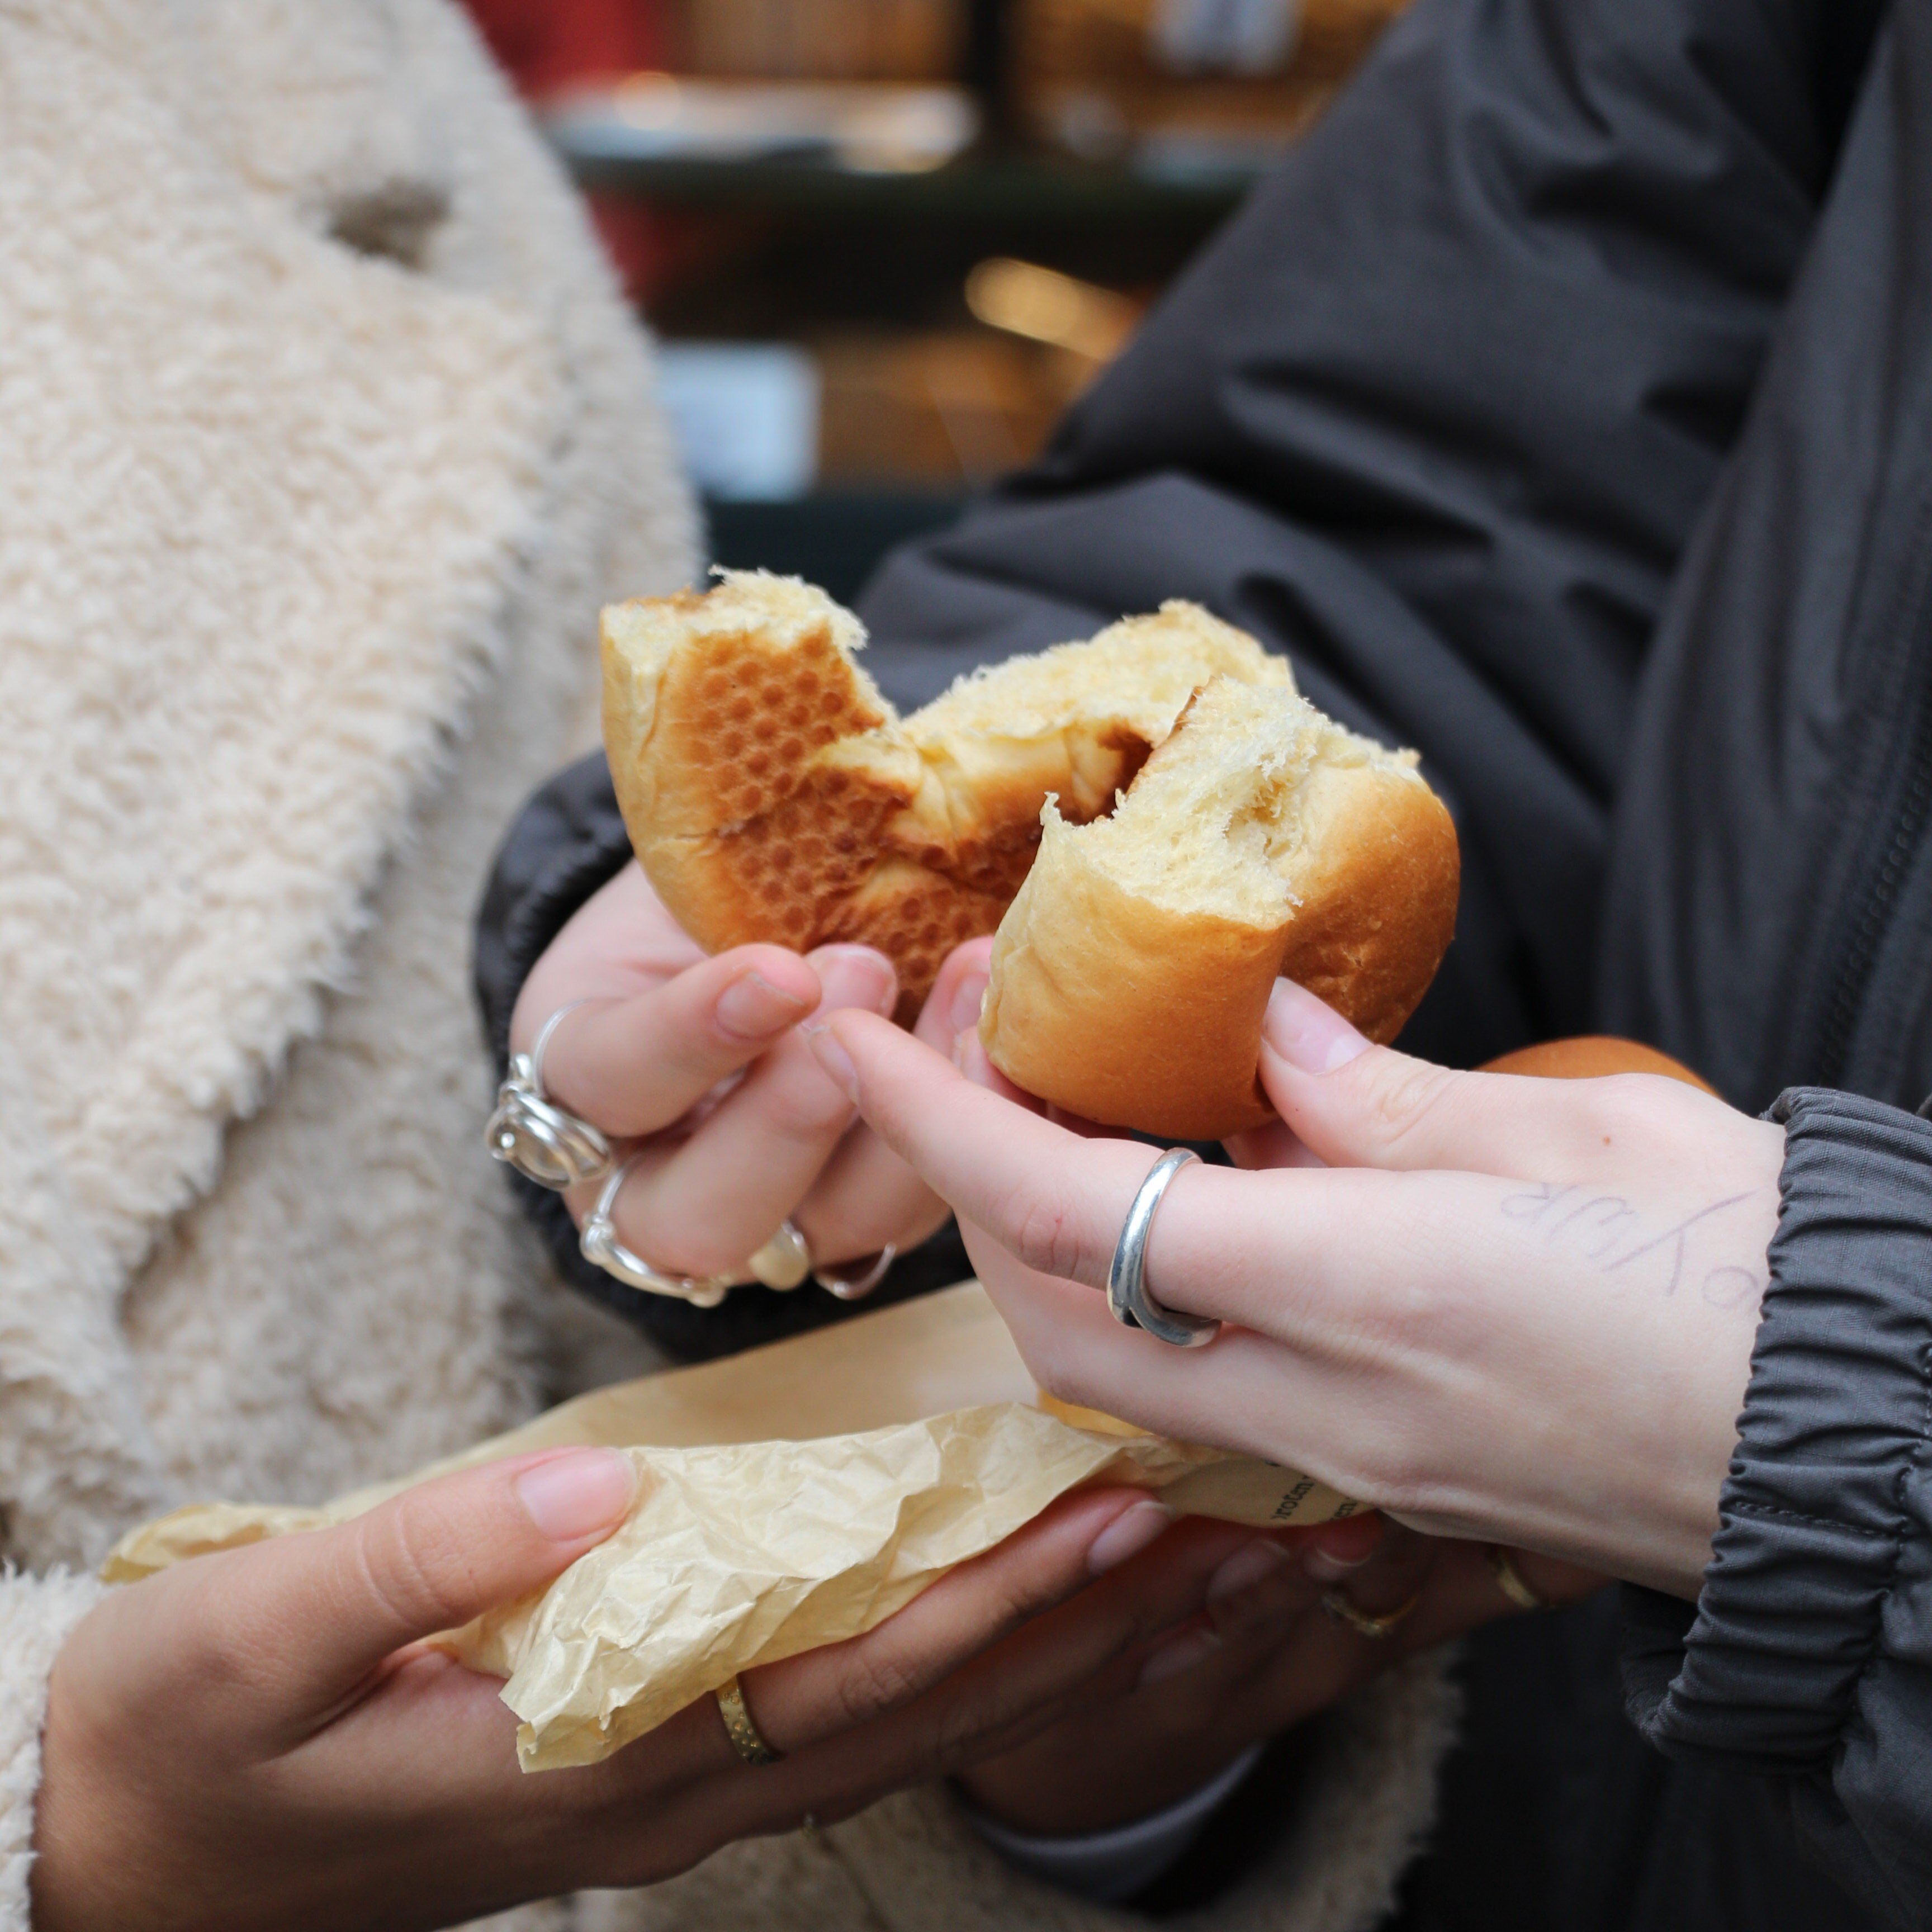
[911,603,1291,747]
[889,603,1295,884]
[979,675,1456,1137]
[601,575,1304,1005]
[1065,677,1427,927]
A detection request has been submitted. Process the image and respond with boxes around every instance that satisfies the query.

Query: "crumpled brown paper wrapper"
[106,1284,1355,1770]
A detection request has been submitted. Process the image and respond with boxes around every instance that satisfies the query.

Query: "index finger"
[812,1011,1155,1291]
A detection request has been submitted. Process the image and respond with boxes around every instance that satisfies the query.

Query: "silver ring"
[580,1155,733,1308]
[746,1219,813,1291]
[486,999,616,1190]
[1107,1149,1219,1348]
[813,1244,897,1301]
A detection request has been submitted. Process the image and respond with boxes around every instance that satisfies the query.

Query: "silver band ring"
[528,1000,592,1099]
[581,1154,733,1308]
[486,998,617,1191]
[1106,1148,1220,1348]
[814,1244,897,1301]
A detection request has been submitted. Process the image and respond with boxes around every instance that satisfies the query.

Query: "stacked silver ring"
[580,1156,735,1307]
[487,1003,894,1308]
[486,1001,617,1191]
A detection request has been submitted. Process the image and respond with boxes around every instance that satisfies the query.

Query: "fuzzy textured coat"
[0,3,1457,1926]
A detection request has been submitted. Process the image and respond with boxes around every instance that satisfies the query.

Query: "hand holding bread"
[602,572,1460,1137]
[808,982,1781,1598]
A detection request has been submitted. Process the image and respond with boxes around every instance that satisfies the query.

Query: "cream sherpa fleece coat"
[0,4,1458,1927]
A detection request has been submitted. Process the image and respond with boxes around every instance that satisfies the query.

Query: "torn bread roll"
[980,677,1460,1140]
[601,571,1290,1017]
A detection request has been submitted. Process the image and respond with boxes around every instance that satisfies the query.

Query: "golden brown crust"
[603,577,1459,1099]
[980,817,1285,1139]
[601,578,1263,1010]
[1272,761,1461,1047]
[980,753,1461,1140]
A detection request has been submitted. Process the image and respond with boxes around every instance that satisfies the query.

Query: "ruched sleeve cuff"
[1622,1086,1932,1772]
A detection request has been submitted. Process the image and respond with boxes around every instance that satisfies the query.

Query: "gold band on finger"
[1486,1545,1549,1612]
[1321,1586,1421,1641]
[716,1673,781,1764]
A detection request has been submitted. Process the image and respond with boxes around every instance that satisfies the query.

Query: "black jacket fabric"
[474,0,1932,1924]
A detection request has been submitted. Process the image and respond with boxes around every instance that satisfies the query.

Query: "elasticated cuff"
[1623,1087,1932,1772]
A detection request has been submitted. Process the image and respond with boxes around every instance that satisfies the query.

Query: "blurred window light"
[655,344,821,500]
[964,258,1140,363]
[1152,0,1301,74]
[547,75,978,172]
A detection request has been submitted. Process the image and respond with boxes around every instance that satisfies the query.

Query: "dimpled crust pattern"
[601,572,1288,1014]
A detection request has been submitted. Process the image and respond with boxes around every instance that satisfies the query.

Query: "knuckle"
[1008,1184,1092,1282]
[1337,1418,1434,1516]
[823,1642,925,1730]
[924,1688,1005,1776]
[1588,1076,1675,1148]
[356,1493,484,1639]
[759,1069,857,1144]
[1361,1058,1462,1158]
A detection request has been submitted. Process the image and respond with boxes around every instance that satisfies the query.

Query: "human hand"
[32,1450,1277,1932]
[958,1510,1598,1836]
[511,863,983,1285]
[806,962,1784,1597]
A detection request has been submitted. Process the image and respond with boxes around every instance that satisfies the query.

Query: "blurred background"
[463,0,1407,601]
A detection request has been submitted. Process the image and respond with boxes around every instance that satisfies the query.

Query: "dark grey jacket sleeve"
[857,0,1878,1071]
[1623,1090,1932,1930]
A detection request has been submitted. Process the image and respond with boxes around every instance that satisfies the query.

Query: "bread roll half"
[601,571,1289,1015]
[981,678,1460,1139]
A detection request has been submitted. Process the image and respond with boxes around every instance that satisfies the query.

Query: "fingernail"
[1305,1547,1375,1583]
[1086,1498,1173,1575]
[1137,1627,1223,1689]
[949,969,989,1039]
[514,1448,636,1543]
[716,970,811,1041]
[1205,1538,1290,1608]
[1303,1512,1386,1575]
[803,1021,859,1104]
[811,945,898,1018]
[1261,979,1370,1073]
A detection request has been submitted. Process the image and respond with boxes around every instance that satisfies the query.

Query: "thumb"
[225,1446,635,1714]
[1257,979,1631,1180]
[1255,978,1481,1173]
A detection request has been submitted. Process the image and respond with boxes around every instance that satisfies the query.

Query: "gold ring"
[716,1673,780,1764]
[1321,1586,1420,1640]
[1486,1545,1548,1612]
